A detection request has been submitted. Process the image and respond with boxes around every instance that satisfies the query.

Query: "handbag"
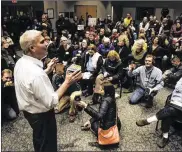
[98,104,120,145]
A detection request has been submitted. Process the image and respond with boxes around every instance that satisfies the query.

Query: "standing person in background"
[14,30,82,152]
[40,14,52,36]
[124,13,133,27]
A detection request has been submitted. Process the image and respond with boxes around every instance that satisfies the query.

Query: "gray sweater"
[128,66,164,90]
[170,77,182,110]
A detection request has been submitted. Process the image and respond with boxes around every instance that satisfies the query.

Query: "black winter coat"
[47,42,57,59]
[56,45,73,65]
[166,64,182,85]
[102,59,123,81]
[85,96,121,130]
[115,45,131,67]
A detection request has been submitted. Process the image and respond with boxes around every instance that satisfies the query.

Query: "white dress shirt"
[14,55,58,114]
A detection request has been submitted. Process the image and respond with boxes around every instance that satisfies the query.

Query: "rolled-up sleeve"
[128,66,141,77]
[153,70,164,91]
[31,75,59,109]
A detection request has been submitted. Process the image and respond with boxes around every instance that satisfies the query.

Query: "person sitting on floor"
[93,50,123,103]
[80,44,103,97]
[128,54,164,108]
[1,69,19,122]
[52,63,82,122]
[76,84,121,147]
[97,37,115,59]
[136,77,182,148]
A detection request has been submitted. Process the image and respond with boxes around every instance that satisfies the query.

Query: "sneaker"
[136,119,150,127]
[157,137,169,148]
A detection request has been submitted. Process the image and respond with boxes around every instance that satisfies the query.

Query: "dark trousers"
[23,109,57,152]
[156,105,182,133]
[3,86,19,115]
[81,79,94,94]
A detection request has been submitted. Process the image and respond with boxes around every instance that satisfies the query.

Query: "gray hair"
[19,30,42,54]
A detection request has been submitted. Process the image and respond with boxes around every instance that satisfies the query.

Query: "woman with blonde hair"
[131,39,148,65]
[103,50,123,84]
[93,50,123,104]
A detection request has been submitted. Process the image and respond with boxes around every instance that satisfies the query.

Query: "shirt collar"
[145,66,154,73]
[23,55,43,68]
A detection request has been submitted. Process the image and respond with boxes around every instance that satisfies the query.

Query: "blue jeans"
[130,87,145,104]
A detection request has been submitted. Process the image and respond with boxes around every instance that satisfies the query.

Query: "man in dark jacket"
[56,14,65,36]
[163,56,182,88]
[136,77,182,148]
[40,14,52,36]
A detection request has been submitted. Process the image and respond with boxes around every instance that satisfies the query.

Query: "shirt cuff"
[52,92,59,106]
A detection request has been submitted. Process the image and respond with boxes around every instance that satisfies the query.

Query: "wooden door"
[87,5,97,18]
[75,5,86,20]
[75,5,97,21]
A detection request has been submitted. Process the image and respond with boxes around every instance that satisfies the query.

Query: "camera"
[144,88,151,101]
[74,96,83,111]
[67,64,81,73]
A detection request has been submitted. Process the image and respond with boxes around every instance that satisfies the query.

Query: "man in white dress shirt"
[14,30,82,152]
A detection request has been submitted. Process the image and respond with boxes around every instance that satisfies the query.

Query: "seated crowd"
[1,10,182,149]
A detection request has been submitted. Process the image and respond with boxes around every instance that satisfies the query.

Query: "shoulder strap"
[115,100,118,124]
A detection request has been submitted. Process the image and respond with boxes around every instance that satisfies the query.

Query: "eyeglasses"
[4,77,12,80]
